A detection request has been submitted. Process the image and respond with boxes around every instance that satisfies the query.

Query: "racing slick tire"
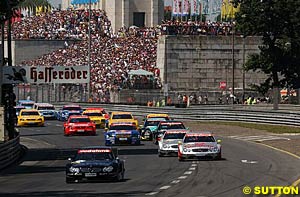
[216,151,222,160]
[66,177,76,183]
[115,171,125,182]
[178,156,185,162]
[158,152,164,157]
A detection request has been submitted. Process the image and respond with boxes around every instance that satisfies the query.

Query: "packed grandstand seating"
[6,9,235,102]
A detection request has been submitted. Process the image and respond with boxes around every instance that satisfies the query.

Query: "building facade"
[61,0,164,32]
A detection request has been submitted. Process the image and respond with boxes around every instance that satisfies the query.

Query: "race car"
[65,146,125,183]
[178,131,222,161]
[56,104,82,121]
[108,112,138,128]
[158,129,188,157]
[139,117,166,141]
[82,110,106,128]
[17,109,44,127]
[33,103,56,119]
[17,99,35,109]
[153,121,186,145]
[64,115,96,136]
[105,122,141,145]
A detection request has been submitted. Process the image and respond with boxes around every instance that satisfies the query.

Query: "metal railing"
[0,135,21,170]
[54,103,300,127]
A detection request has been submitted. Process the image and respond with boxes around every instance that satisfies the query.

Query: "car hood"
[183,142,218,148]
[162,139,181,144]
[71,160,115,167]
[108,130,138,134]
[19,115,42,119]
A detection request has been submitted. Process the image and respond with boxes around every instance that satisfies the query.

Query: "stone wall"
[157,35,266,99]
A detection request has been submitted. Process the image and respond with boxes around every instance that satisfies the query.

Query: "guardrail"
[0,135,21,170]
[53,103,300,127]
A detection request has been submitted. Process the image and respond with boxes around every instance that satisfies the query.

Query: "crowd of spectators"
[15,9,161,102]
[7,9,237,102]
[159,20,236,36]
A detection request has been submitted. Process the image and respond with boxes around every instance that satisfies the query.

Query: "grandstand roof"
[71,0,99,4]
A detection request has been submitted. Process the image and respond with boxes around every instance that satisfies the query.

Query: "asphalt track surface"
[0,120,300,197]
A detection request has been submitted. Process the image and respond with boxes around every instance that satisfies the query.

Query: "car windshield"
[159,123,185,130]
[164,133,186,139]
[84,112,102,116]
[110,125,136,130]
[63,107,82,111]
[184,136,215,143]
[75,152,114,161]
[69,118,90,123]
[21,111,40,116]
[38,106,55,110]
[145,120,161,127]
[112,114,133,119]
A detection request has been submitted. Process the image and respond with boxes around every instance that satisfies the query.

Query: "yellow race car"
[17,109,44,127]
[108,112,138,128]
[146,113,170,120]
[82,110,106,128]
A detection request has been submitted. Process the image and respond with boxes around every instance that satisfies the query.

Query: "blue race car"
[105,123,141,145]
[56,104,82,121]
[33,103,56,119]
[17,100,35,109]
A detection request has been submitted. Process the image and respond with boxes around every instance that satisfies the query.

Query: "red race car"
[64,115,96,136]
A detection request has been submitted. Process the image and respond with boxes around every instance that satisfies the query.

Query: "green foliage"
[232,0,300,91]
[19,0,51,8]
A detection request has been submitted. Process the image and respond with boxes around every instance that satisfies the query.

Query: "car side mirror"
[186,127,189,130]
[178,140,182,145]
[217,139,222,144]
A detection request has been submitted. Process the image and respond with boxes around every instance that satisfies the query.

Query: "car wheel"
[66,177,75,183]
[216,151,222,160]
[115,171,123,182]
[158,152,164,157]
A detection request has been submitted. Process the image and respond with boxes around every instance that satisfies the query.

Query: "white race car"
[178,131,221,161]
[158,129,188,157]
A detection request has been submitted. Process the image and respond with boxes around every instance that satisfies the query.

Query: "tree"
[233,0,300,109]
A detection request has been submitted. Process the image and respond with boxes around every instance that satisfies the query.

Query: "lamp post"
[231,22,235,102]
[87,0,91,102]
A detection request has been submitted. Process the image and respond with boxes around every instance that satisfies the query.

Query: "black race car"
[66,146,125,183]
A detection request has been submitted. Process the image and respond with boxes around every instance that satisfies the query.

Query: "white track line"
[160,186,171,190]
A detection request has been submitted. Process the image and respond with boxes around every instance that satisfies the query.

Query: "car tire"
[66,177,75,183]
[115,171,124,182]
[178,156,184,162]
[158,152,164,157]
[216,151,222,160]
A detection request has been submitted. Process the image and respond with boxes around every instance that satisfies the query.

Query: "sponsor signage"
[2,66,90,84]
[219,81,226,89]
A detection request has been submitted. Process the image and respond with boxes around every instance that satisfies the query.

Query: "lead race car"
[66,146,125,183]
[158,129,188,157]
[105,122,141,145]
[178,131,222,161]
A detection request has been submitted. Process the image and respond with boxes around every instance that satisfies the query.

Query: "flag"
[182,0,189,16]
[172,0,179,16]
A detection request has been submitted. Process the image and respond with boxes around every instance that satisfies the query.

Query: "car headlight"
[69,167,80,173]
[163,144,169,148]
[212,147,219,152]
[103,166,114,172]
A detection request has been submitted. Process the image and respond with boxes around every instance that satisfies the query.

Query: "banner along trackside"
[2,66,90,84]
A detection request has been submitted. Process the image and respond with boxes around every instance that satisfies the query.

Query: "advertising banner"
[2,66,90,84]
